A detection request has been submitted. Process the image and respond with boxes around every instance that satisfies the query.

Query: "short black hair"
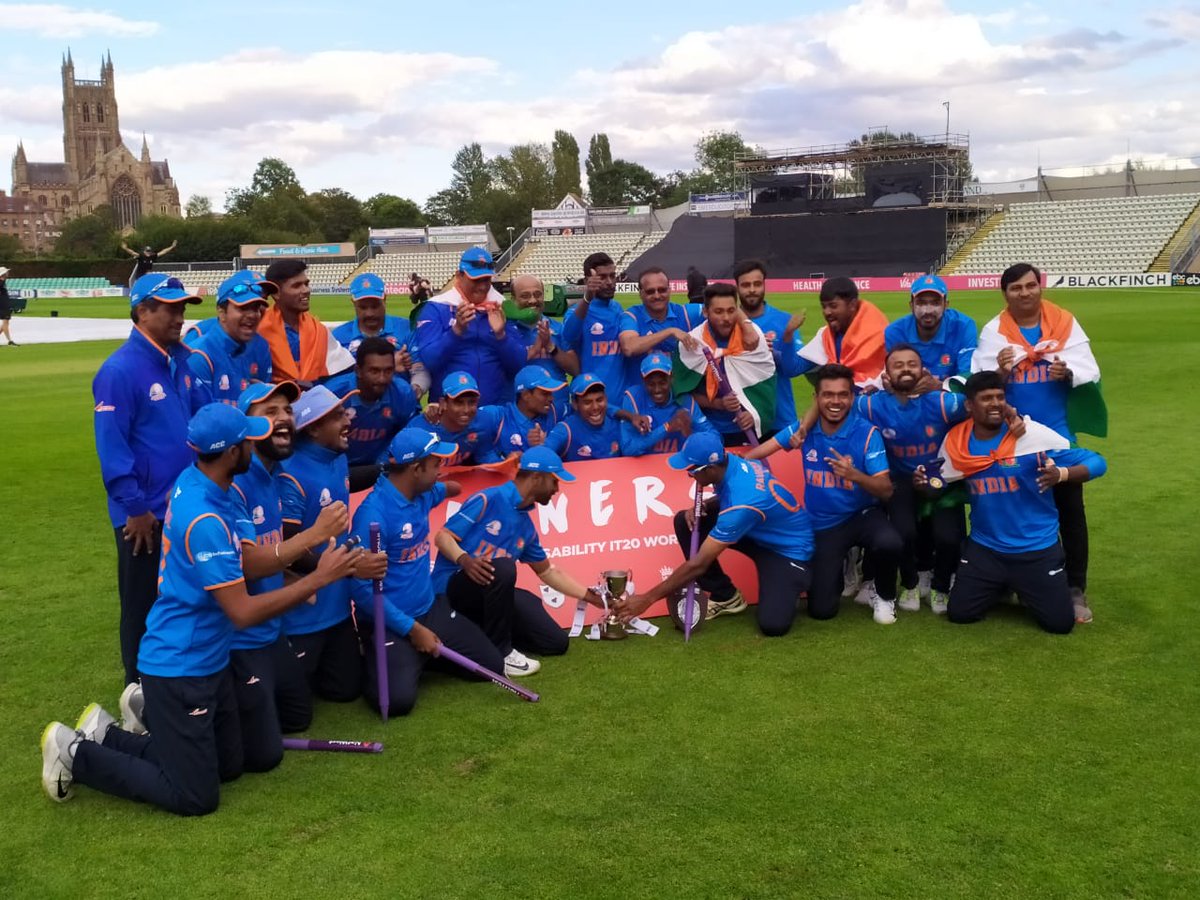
[732,259,767,280]
[702,282,738,307]
[264,259,308,285]
[583,252,614,276]
[886,342,921,360]
[813,363,855,391]
[1000,262,1041,291]
[130,297,164,324]
[356,336,395,366]
[197,447,230,464]
[819,276,858,303]
[637,266,668,288]
[964,370,1006,399]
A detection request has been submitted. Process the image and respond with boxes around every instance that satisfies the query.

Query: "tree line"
[39,129,754,261]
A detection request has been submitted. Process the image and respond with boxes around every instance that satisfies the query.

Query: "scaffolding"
[734,132,991,266]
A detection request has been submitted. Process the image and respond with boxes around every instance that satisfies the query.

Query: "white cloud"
[0,4,158,37]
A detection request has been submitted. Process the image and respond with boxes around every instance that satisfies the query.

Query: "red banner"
[352,450,806,628]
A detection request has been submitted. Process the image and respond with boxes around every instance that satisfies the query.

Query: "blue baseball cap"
[910,274,948,299]
[129,273,202,308]
[442,371,480,398]
[515,365,566,394]
[387,427,457,465]
[518,446,575,482]
[641,353,672,377]
[350,273,386,302]
[459,246,496,280]
[237,380,300,413]
[187,403,271,454]
[217,272,272,307]
[294,384,357,430]
[667,432,727,471]
[570,373,607,396]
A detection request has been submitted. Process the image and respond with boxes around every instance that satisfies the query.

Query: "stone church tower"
[8,50,182,244]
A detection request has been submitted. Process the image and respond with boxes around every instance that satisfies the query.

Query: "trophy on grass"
[599,569,632,640]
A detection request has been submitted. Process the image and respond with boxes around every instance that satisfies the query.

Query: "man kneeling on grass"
[432,447,603,677]
[616,432,814,637]
[40,404,362,815]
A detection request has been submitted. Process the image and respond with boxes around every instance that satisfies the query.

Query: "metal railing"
[1170,220,1200,272]
[494,226,531,272]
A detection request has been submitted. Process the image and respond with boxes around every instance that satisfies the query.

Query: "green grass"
[2,289,1199,898]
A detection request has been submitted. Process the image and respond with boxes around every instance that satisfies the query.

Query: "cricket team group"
[39,245,1108,815]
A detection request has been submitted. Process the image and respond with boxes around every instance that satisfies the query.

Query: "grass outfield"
[1,288,1198,898]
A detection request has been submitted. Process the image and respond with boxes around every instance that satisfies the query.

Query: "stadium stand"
[6,276,112,290]
[509,232,666,282]
[363,251,472,289]
[950,193,1200,274]
[155,267,236,295]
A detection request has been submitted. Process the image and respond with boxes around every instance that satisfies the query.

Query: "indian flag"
[972,300,1107,438]
[674,321,776,438]
[938,416,1071,482]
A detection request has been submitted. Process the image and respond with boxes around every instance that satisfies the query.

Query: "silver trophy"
[599,569,631,640]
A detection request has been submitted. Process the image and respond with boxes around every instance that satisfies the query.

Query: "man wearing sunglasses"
[93,272,205,684]
[187,272,274,406]
[616,432,814,637]
[617,267,703,388]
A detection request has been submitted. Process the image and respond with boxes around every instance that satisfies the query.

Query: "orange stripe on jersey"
[184,512,233,564]
[205,576,246,591]
[718,504,768,522]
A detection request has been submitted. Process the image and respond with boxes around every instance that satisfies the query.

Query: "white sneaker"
[841,548,864,598]
[930,590,950,615]
[75,703,116,743]
[917,570,932,600]
[119,682,147,735]
[40,722,79,802]
[503,649,541,678]
[898,587,921,612]
[853,579,876,607]
[872,594,897,625]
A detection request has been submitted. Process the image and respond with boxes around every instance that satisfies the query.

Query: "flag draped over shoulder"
[674,321,776,437]
[972,299,1107,437]
[938,416,1070,481]
[797,300,888,386]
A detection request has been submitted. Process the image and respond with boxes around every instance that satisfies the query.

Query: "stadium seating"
[6,276,112,290]
[245,262,356,287]
[954,193,1200,274]
[362,251,464,289]
[509,232,667,283]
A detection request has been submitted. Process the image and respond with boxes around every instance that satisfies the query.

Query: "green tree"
[588,159,661,206]
[185,195,213,218]
[55,205,119,257]
[551,130,582,199]
[225,157,320,238]
[425,142,493,225]
[0,233,23,259]
[364,193,426,228]
[491,143,556,213]
[584,133,613,186]
[308,188,366,242]
[691,130,751,193]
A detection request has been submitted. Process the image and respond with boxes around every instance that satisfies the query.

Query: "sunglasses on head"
[149,276,186,293]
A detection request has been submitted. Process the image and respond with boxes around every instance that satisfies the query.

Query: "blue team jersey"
[325,370,418,466]
[618,302,703,386]
[854,390,967,475]
[619,383,714,456]
[490,401,559,457]
[779,413,889,531]
[546,412,623,462]
[349,479,447,636]
[187,325,272,407]
[709,455,813,560]
[278,440,352,635]
[746,303,806,430]
[561,298,626,396]
[229,454,286,650]
[430,405,505,466]
[183,318,217,348]
[514,318,571,417]
[961,430,1106,554]
[93,327,202,527]
[884,308,978,381]
[138,464,253,678]
[1002,324,1074,440]
[331,314,416,358]
[415,295,528,404]
[430,481,548,595]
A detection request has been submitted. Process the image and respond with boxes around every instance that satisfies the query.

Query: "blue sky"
[3,0,1198,210]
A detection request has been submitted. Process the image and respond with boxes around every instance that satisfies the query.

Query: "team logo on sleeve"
[486,521,502,536]
[94,401,115,413]
[319,488,332,507]
[148,383,166,401]
[252,505,265,525]
[400,522,413,540]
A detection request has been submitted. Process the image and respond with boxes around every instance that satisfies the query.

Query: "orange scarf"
[996,299,1074,371]
[821,299,887,384]
[699,322,746,400]
[258,305,330,383]
[942,419,1018,477]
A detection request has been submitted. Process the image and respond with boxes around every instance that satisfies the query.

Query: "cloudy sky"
[2,0,1197,210]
